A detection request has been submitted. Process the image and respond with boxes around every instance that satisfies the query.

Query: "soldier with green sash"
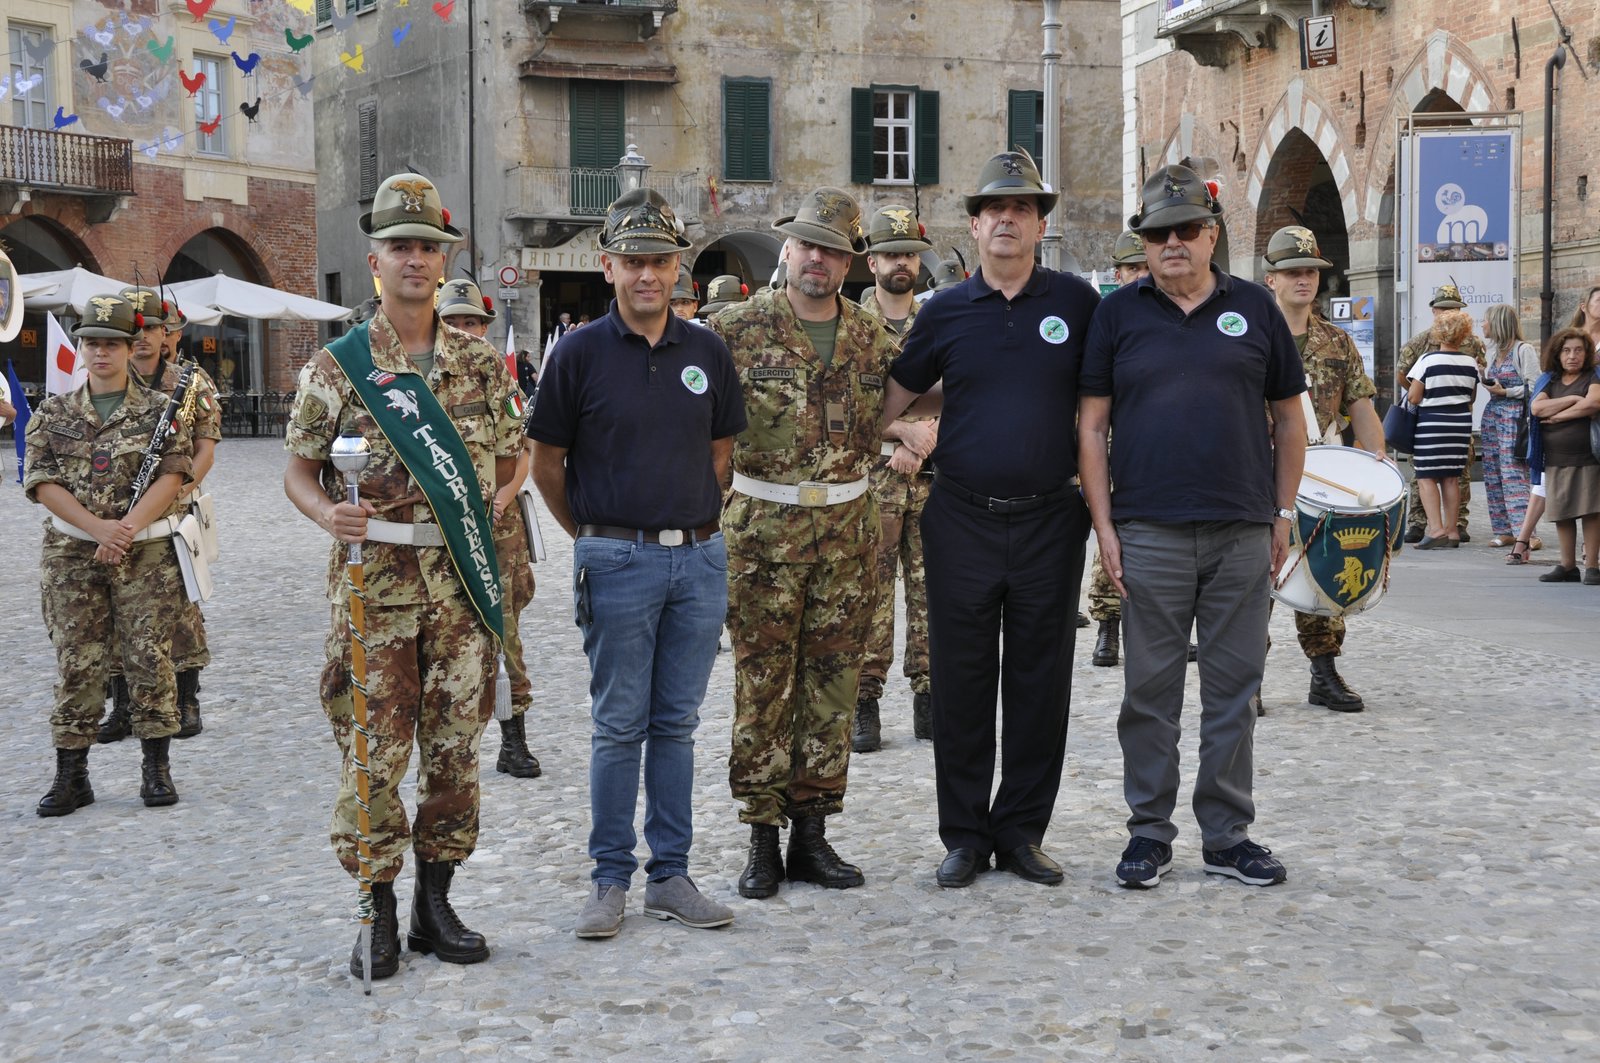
[285,172,522,981]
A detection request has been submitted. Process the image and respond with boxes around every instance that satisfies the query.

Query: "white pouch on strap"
[517,483,547,564]
[172,513,214,603]
[189,492,219,564]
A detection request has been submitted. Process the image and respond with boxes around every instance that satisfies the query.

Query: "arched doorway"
[1255,129,1350,296]
[165,229,268,397]
[0,216,98,391]
[692,230,784,294]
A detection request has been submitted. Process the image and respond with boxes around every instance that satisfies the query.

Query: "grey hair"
[1482,304,1524,349]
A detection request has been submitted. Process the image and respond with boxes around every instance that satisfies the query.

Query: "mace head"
[329,433,372,479]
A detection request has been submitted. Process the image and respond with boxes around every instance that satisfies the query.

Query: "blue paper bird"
[52,105,78,129]
[231,51,260,76]
[208,15,236,45]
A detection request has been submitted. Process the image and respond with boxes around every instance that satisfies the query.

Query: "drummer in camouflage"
[1262,225,1386,713]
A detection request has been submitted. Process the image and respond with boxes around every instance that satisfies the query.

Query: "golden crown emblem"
[1333,527,1380,551]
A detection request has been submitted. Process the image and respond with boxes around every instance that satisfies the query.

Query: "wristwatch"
[1274,507,1296,521]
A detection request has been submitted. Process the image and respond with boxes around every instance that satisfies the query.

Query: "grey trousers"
[1116,520,1270,850]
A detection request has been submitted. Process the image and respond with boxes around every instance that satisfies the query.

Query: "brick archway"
[155,218,275,289]
[1246,79,1359,236]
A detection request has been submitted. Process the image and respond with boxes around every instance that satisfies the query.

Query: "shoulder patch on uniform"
[749,367,796,380]
[451,400,489,418]
[295,394,328,428]
[858,373,884,388]
[48,425,84,440]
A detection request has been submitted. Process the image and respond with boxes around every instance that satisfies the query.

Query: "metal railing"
[513,165,702,219]
[0,124,134,195]
[535,0,679,11]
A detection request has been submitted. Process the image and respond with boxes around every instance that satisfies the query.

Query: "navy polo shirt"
[1080,266,1306,523]
[891,265,1100,498]
[524,301,746,529]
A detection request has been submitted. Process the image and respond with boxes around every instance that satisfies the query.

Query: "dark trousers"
[920,484,1089,855]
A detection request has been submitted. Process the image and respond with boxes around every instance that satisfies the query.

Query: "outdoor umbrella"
[21,268,224,325]
[165,273,350,322]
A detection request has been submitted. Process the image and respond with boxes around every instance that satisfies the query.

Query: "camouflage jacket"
[1398,327,1486,380]
[711,288,898,563]
[857,287,936,493]
[134,356,223,443]
[285,309,522,607]
[24,379,194,536]
[1301,315,1376,438]
[855,286,920,342]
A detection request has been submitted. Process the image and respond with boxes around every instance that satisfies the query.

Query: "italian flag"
[505,391,525,420]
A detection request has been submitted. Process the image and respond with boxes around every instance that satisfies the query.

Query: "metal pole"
[1040,0,1063,271]
[1541,46,1566,344]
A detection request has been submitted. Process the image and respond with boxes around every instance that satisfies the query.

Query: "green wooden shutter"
[724,79,771,181]
[1008,90,1043,159]
[850,87,874,184]
[357,100,378,202]
[914,88,940,186]
[316,0,332,25]
[570,82,625,214]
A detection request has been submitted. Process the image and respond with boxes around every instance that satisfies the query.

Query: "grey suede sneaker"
[642,876,734,929]
[574,884,626,939]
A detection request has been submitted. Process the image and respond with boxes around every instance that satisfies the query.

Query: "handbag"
[1514,400,1531,463]
[1590,413,1600,464]
[1383,398,1419,454]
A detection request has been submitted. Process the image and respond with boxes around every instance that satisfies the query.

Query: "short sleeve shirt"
[1080,266,1306,523]
[524,302,745,530]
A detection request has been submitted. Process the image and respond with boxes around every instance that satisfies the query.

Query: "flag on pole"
[504,324,517,382]
[44,313,84,396]
[5,359,31,484]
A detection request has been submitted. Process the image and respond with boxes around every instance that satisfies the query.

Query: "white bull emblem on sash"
[383,388,420,420]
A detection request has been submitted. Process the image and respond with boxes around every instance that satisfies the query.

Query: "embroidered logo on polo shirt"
[1039,316,1069,344]
[681,366,708,394]
[1216,311,1249,337]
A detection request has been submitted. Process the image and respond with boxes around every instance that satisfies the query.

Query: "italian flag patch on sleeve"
[505,391,526,420]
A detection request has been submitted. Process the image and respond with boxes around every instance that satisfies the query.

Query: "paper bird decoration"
[180,69,205,96]
[231,51,261,76]
[286,29,313,53]
[209,16,236,45]
[53,106,79,129]
[292,74,316,97]
[148,36,175,63]
[339,46,365,73]
[98,96,127,118]
[25,36,56,62]
[80,53,110,83]
[186,0,216,22]
[330,7,357,32]
[393,23,412,46]
[433,1,455,21]
[240,98,261,123]
[199,115,222,135]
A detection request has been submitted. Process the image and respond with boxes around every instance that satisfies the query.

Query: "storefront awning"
[519,39,677,83]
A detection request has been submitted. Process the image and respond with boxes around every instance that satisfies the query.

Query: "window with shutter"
[357,100,378,202]
[852,86,939,186]
[913,89,939,186]
[1007,90,1043,160]
[315,0,332,26]
[723,79,771,182]
[569,82,625,215]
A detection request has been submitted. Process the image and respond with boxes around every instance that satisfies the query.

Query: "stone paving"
[2,438,1597,1062]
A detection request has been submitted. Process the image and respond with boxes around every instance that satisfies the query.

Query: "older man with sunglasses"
[1078,165,1307,891]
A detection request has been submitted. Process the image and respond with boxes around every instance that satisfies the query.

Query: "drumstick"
[1304,470,1375,506]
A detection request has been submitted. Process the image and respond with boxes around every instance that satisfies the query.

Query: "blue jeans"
[574,533,727,890]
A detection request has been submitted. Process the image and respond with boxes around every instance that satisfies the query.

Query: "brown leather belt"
[577,522,720,547]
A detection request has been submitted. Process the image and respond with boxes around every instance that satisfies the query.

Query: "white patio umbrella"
[165,272,350,322]
[21,267,224,325]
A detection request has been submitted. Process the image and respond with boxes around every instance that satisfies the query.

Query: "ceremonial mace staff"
[330,434,376,994]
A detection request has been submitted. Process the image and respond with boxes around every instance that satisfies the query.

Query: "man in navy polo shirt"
[526,188,746,939]
[1078,164,1307,891]
[883,149,1099,890]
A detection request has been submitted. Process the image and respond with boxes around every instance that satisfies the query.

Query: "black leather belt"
[934,473,1079,514]
[577,522,720,546]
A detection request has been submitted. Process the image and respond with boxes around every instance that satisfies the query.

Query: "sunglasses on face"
[1141,221,1210,243]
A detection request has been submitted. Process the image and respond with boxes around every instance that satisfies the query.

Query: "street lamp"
[1039,0,1065,271]
[617,145,649,193]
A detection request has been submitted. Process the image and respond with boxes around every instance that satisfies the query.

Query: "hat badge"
[884,207,914,236]
[389,177,433,214]
[89,296,119,322]
[1291,228,1317,255]
[1000,155,1024,176]
[813,189,852,223]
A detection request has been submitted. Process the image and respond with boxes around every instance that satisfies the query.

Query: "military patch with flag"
[504,391,525,420]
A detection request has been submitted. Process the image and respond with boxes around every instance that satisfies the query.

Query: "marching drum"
[1272,445,1408,617]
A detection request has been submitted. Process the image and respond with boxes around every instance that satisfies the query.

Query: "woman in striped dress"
[1407,309,1480,549]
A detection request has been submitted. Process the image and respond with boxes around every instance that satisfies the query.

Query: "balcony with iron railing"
[523,0,679,37]
[509,164,703,223]
[0,124,134,197]
[1157,0,1323,68]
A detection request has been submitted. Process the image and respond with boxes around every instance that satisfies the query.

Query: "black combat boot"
[851,697,881,753]
[1092,619,1120,667]
[348,880,401,980]
[408,860,490,964]
[1308,654,1364,712]
[139,737,180,806]
[785,815,864,889]
[97,677,132,743]
[912,692,932,741]
[37,748,94,818]
[495,714,541,778]
[738,823,784,898]
[175,668,202,739]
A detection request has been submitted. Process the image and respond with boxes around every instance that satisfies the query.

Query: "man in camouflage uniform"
[437,278,541,779]
[1263,226,1386,714]
[697,275,749,318]
[710,187,900,899]
[94,288,221,743]
[1398,283,1485,541]
[853,205,936,752]
[28,293,192,816]
[284,173,521,980]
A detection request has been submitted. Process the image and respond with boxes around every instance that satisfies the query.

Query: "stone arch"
[0,212,100,273]
[154,218,274,289]
[1246,79,1359,237]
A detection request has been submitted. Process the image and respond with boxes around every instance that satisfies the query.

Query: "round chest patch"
[1039,316,1069,344]
[1216,311,1249,337]
[91,449,112,476]
[681,365,708,394]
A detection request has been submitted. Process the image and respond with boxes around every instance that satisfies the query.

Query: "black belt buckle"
[988,493,1039,515]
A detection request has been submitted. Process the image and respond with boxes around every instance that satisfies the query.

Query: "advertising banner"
[1407,130,1518,338]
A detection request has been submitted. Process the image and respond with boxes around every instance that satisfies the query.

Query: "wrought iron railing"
[0,124,134,195]
[513,165,702,219]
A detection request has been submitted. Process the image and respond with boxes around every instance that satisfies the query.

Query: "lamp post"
[617,144,649,194]
[1039,0,1064,271]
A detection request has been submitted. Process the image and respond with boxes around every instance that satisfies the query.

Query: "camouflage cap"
[0,247,21,343]
[772,187,868,254]
[1111,230,1147,266]
[1129,164,1222,233]
[929,258,966,291]
[1429,282,1465,309]
[74,293,142,339]
[671,263,699,302]
[436,277,496,320]
[359,172,464,243]
[698,274,749,316]
[118,286,174,327]
[963,147,1058,217]
[1263,225,1333,272]
[866,205,933,253]
[598,188,692,255]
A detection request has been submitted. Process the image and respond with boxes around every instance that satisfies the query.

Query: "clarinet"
[127,361,198,512]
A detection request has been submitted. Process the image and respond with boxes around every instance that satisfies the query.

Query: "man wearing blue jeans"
[1079,164,1306,889]
[527,188,746,938]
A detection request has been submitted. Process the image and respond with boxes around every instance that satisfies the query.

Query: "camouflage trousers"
[1087,548,1122,622]
[1406,440,1473,532]
[110,582,209,678]
[320,590,496,882]
[728,551,876,825]
[859,472,931,700]
[1294,610,1345,659]
[495,507,537,718]
[42,537,182,748]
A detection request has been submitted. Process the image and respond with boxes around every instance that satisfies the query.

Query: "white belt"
[732,472,870,507]
[364,518,446,546]
[51,515,179,542]
[880,442,898,457]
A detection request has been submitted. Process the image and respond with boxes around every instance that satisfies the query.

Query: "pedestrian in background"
[1479,304,1539,551]
[1529,328,1600,584]
[1407,309,1479,550]
[1569,285,1600,351]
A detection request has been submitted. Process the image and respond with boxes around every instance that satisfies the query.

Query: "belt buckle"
[658,529,685,547]
[796,482,829,507]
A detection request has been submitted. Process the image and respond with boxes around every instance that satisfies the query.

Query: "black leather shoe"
[408,860,490,964]
[495,715,541,778]
[1091,619,1119,667]
[1307,654,1364,712]
[1404,527,1425,544]
[97,677,131,744]
[996,844,1063,885]
[37,747,93,818]
[349,881,400,980]
[785,815,864,889]
[1075,611,1090,629]
[737,823,783,898]
[1187,641,1199,663]
[911,692,932,741]
[936,848,987,888]
[1457,529,1471,543]
[851,697,881,753]
[139,737,179,807]
[175,668,202,739]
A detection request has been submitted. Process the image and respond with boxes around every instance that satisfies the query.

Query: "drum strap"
[1300,391,1338,446]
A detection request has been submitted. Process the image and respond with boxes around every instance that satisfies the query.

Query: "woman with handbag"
[1479,305,1540,549]
[1407,310,1480,549]
[1528,328,1600,583]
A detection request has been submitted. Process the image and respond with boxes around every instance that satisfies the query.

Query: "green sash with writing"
[326,323,504,643]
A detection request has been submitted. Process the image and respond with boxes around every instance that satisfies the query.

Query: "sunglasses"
[1141,221,1211,243]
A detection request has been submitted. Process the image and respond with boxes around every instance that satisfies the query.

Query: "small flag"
[504,323,517,382]
[5,359,32,483]
[44,313,85,396]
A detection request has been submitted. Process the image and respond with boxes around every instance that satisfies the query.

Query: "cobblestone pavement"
[2,439,1597,1062]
